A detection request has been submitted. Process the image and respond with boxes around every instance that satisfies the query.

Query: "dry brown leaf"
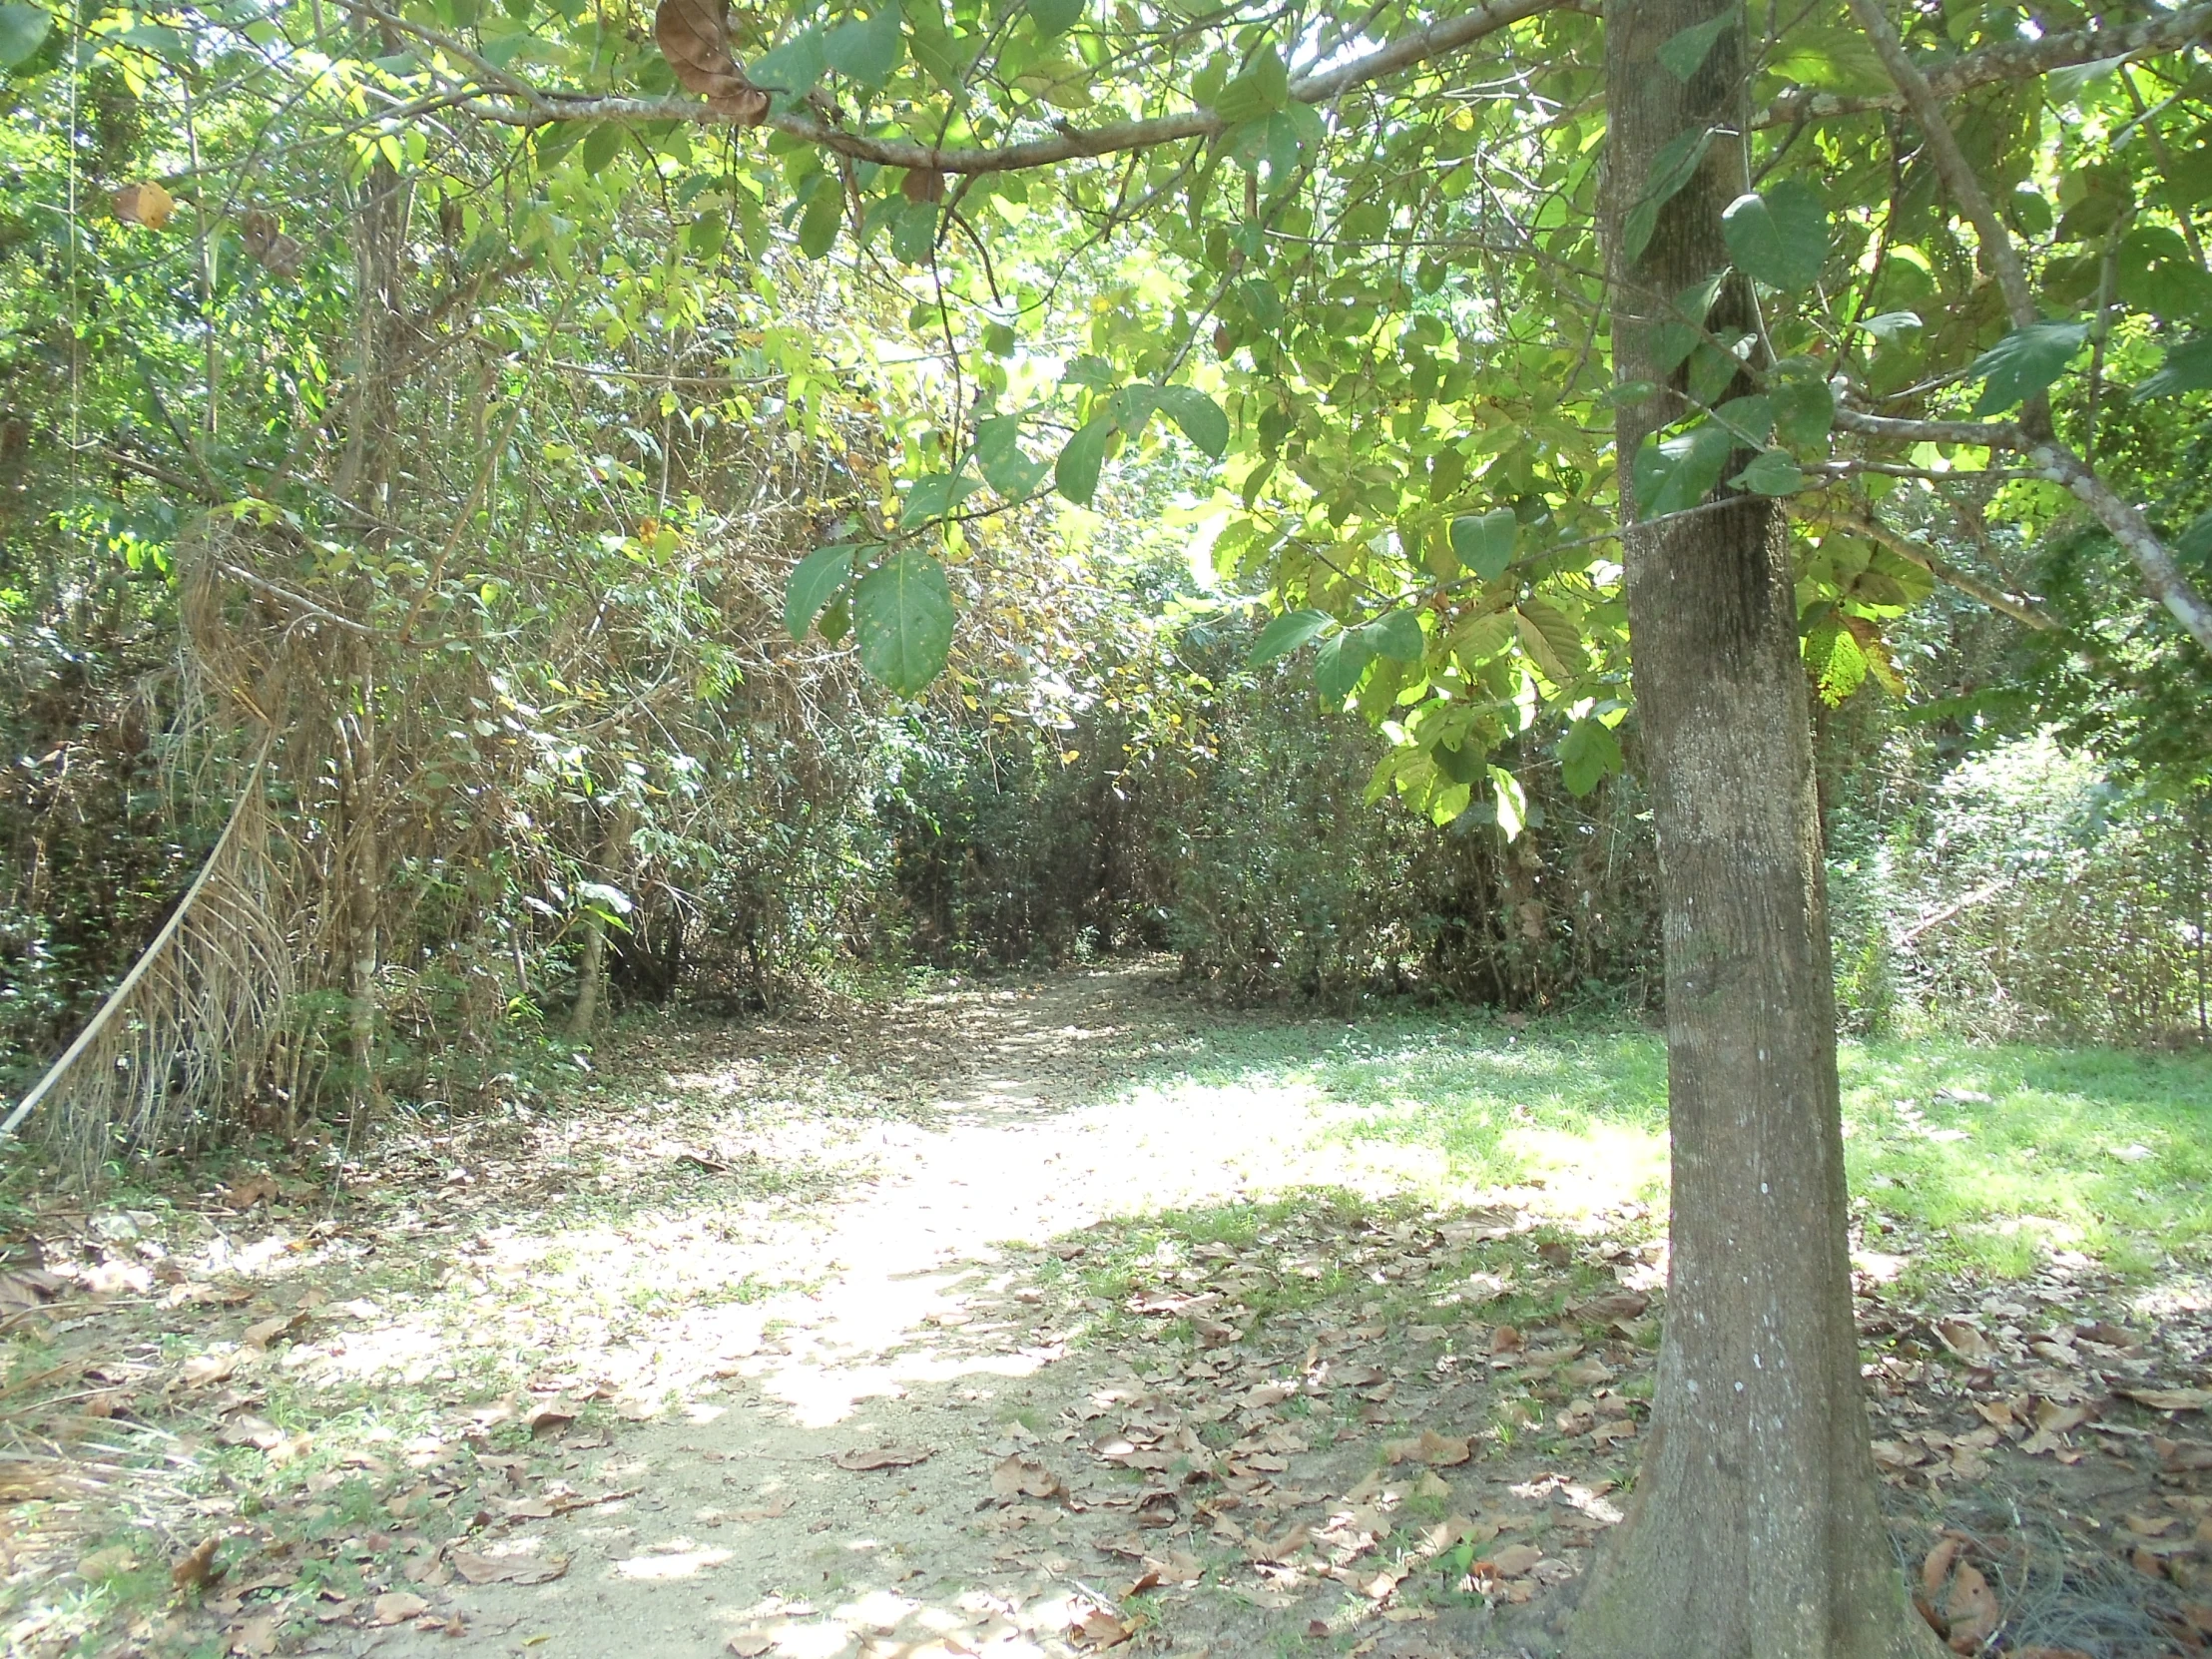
[372,1591,430,1626]
[2122,1386,2212,1412]
[172,1537,222,1592]
[228,1615,278,1656]
[726,1635,775,1658]
[114,182,176,230]
[1933,1320,1992,1364]
[1072,1607,1132,1649]
[239,211,304,278]
[1571,1290,1651,1324]
[1488,1326,1524,1357]
[1382,1428,1471,1467]
[242,1311,304,1351]
[221,1172,280,1210]
[990,1454,1066,1501]
[653,0,770,124]
[1943,1561,1999,1653]
[833,1445,933,1471]
[2157,1437,2212,1472]
[448,1549,568,1586]
[901,168,948,204]
[1535,1240,1574,1269]
[1144,1548,1202,1585]
[1486,1542,1542,1578]
[525,1400,577,1436]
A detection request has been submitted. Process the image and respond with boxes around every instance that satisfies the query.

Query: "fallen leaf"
[1535,1240,1574,1269]
[448,1550,568,1586]
[1144,1549,1202,1585]
[991,1454,1066,1501]
[727,1636,775,1658]
[1488,1326,1524,1357]
[2157,1437,2212,1473]
[525,1400,577,1437]
[242,1311,304,1351]
[1943,1561,1999,1653]
[229,1615,278,1656]
[172,1537,222,1592]
[2123,1386,2212,1412]
[833,1445,933,1471]
[1934,1321,1992,1364]
[1072,1607,1131,1648]
[1382,1428,1472,1467]
[373,1591,430,1625]
[1571,1290,1650,1325]
[1486,1543,1542,1578]
[221,1172,281,1210]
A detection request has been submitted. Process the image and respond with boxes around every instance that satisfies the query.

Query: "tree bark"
[1570,5,1943,1656]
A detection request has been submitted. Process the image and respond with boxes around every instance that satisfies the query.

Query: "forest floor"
[5,961,2212,1659]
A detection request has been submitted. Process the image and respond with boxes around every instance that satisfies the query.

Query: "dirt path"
[369,964,1521,1659]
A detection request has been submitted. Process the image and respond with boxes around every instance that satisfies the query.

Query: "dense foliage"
[2,0,2210,1168]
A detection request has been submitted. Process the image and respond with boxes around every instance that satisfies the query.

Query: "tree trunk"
[569,802,634,1039]
[1570,5,1942,1657]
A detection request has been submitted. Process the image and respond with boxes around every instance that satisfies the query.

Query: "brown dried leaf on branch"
[240,212,304,279]
[114,182,175,230]
[654,0,770,126]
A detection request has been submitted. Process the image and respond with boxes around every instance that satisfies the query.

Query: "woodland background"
[1,0,2209,1179]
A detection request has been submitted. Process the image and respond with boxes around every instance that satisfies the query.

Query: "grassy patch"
[1108,1012,2212,1283]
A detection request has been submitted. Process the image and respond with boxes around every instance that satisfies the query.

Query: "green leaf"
[1515,597,1585,683]
[1557,718,1623,797]
[2135,335,2212,398]
[1623,126,1712,264]
[0,3,51,67]
[899,471,982,526]
[580,121,627,175]
[785,543,856,639]
[976,414,1049,496]
[1769,359,1835,448]
[1213,48,1289,123]
[1247,608,1334,665]
[853,551,955,695]
[1968,317,2088,414]
[1153,385,1229,458]
[1054,416,1116,504]
[1632,421,1734,518]
[798,188,841,258]
[902,0,968,91]
[1448,508,1518,582]
[750,25,828,101]
[890,199,937,262]
[1733,447,1806,495]
[824,9,903,86]
[1314,629,1376,702]
[1431,739,1486,787]
[1657,15,1727,81]
[1721,181,1829,290]
[1028,0,1082,35]
[1361,609,1424,663]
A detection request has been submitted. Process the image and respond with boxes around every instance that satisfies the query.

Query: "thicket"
[4,0,2210,1183]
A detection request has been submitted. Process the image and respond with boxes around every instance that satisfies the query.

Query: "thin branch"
[453,0,1571,173]
[1762,4,2212,129]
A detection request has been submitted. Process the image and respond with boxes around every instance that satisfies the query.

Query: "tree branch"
[453,0,1572,172]
[1830,408,2212,653]
[1847,0,2037,330]
[1761,4,2212,129]
[1812,508,2058,631]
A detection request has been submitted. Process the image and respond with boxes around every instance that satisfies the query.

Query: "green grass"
[1111,1013,2212,1283]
